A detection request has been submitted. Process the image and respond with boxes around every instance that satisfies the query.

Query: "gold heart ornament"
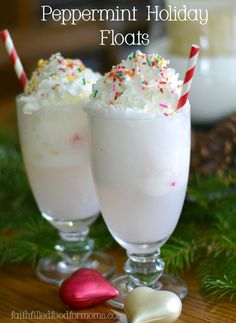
[124,287,182,323]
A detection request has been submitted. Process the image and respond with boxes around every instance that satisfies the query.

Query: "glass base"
[36,251,116,285]
[107,273,188,309]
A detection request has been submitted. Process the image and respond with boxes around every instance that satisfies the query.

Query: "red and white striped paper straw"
[177,44,200,110]
[1,29,27,91]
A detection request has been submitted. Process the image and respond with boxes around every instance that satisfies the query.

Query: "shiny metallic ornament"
[124,287,182,323]
[59,268,118,308]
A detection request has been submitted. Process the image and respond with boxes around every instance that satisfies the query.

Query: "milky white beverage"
[86,50,190,254]
[17,101,100,226]
[17,54,100,232]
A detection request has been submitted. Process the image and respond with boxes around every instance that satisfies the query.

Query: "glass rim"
[85,102,190,121]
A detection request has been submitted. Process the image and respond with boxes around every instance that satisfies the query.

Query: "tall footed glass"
[17,97,115,285]
[86,104,191,308]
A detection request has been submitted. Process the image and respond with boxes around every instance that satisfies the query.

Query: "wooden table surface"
[0,99,235,323]
[0,246,235,323]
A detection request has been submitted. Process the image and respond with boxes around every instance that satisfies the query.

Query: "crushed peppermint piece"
[160,103,168,108]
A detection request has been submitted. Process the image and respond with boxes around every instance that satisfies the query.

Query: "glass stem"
[124,249,165,289]
[55,226,94,266]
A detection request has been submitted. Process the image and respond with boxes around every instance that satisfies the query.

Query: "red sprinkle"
[115,91,121,100]
[160,103,168,108]
[71,134,83,144]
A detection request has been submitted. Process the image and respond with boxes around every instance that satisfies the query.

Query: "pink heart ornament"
[59,268,118,308]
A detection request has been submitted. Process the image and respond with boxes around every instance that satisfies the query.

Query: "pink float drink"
[86,50,194,308]
[88,107,190,253]
[17,53,115,284]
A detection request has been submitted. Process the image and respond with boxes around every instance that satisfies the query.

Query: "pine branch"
[210,235,236,259]
[201,275,236,301]
[162,237,198,273]
[0,215,114,266]
[199,257,236,301]
[188,171,236,206]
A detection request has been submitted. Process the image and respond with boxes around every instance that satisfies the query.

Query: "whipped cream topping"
[20,53,100,114]
[90,50,182,116]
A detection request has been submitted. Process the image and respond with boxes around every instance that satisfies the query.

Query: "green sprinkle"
[93,90,98,98]
[146,57,151,66]
[78,67,82,72]
[133,51,136,58]
[82,78,86,85]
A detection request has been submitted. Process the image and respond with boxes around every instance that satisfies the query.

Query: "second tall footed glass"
[86,105,191,308]
[85,49,192,308]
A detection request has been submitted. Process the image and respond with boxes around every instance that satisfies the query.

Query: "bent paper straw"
[177,44,200,110]
[1,29,27,91]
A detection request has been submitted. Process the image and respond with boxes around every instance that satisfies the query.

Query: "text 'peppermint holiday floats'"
[41,5,208,46]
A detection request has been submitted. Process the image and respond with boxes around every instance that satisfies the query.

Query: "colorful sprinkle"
[146,57,151,66]
[160,103,168,108]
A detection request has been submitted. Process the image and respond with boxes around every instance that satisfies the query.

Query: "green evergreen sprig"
[0,132,236,301]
